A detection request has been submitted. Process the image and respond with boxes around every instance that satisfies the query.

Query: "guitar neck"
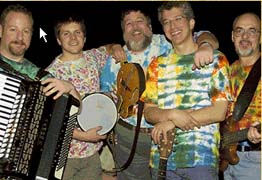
[157,158,167,180]
[223,124,261,146]
[224,128,249,145]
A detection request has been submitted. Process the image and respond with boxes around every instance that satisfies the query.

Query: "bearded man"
[100,8,218,180]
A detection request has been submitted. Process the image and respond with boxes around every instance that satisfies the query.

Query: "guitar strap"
[116,100,144,172]
[232,57,261,121]
[35,68,50,80]
[104,61,145,173]
[103,100,144,173]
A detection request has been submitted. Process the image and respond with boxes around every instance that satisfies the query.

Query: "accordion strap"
[232,57,261,121]
[35,68,49,80]
[0,55,49,81]
[0,55,32,80]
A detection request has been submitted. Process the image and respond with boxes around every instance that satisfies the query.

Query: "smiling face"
[232,13,261,58]
[57,22,85,59]
[122,11,153,52]
[161,7,194,46]
[0,11,33,61]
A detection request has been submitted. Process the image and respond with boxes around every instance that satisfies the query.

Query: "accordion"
[0,71,79,180]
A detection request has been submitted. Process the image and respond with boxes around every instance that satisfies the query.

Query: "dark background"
[0,1,261,68]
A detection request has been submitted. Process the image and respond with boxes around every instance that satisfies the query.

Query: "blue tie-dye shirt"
[100,34,172,128]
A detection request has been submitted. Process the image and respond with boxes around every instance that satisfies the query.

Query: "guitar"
[157,129,175,180]
[116,61,145,118]
[219,116,261,171]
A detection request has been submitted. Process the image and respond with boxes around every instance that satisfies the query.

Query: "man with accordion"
[0,4,80,180]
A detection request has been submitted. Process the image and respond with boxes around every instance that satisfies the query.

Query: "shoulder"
[229,60,241,72]
[23,58,40,70]
[151,34,171,47]
[213,50,229,65]
[230,60,240,67]
[149,34,172,57]
[85,46,107,55]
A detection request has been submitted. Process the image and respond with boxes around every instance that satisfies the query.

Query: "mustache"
[11,40,26,46]
[131,28,144,35]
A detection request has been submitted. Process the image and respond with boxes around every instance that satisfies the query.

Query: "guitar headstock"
[159,129,175,159]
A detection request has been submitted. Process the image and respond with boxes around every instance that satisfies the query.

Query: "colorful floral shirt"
[100,34,172,128]
[228,60,261,131]
[141,49,231,170]
[47,47,109,158]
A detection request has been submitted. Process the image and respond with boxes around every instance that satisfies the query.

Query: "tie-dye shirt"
[141,49,231,170]
[100,34,172,128]
[47,47,108,158]
[228,60,261,130]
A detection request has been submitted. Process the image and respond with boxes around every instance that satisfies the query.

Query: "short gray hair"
[158,1,194,24]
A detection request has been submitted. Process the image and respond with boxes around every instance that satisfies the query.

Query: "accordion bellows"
[0,71,79,180]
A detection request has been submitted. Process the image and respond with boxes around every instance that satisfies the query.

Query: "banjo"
[77,93,118,135]
[77,61,145,135]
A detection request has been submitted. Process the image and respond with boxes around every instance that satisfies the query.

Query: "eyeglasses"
[233,27,260,37]
[162,15,187,27]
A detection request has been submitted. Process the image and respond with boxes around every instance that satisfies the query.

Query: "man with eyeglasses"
[141,2,231,179]
[100,5,219,180]
[233,27,260,38]
[223,12,261,180]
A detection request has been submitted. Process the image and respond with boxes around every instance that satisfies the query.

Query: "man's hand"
[41,78,79,100]
[111,44,127,63]
[73,127,107,142]
[151,121,175,145]
[247,122,261,144]
[168,109,200,131]
[192,42,214,70]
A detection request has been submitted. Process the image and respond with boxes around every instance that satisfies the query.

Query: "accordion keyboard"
[0,73,26,158]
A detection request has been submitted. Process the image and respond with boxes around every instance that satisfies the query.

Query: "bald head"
[233,13,260,30]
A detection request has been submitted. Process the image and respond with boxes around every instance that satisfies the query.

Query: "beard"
[236,47,253,57]
[9,41,27,57]
[124,30,153,52]
[235,40,254,57]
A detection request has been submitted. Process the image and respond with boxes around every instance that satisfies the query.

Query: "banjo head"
[77,93,118,135]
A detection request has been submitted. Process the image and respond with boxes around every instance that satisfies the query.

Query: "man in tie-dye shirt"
[141,2,231,180]
[223,12,261,180]
[100,7,219,180]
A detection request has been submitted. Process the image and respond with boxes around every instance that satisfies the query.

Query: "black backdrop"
[0,1,260,68]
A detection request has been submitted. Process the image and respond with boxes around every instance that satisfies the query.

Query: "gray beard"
[126,35,152,52]
[236,48,253,57]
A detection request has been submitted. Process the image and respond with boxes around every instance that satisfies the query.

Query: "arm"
[189,100,228,126]
[104,43,127,63]
[196,31,219,50]
[144,103,199,145]
[144,103,200,131]
[73,127,107,142]
[146,100,227,145]
[41,78,81,100]
[193,31,219,70]
[145,100,227,128]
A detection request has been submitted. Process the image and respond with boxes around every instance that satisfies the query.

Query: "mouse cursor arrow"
[40,28,47,43]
